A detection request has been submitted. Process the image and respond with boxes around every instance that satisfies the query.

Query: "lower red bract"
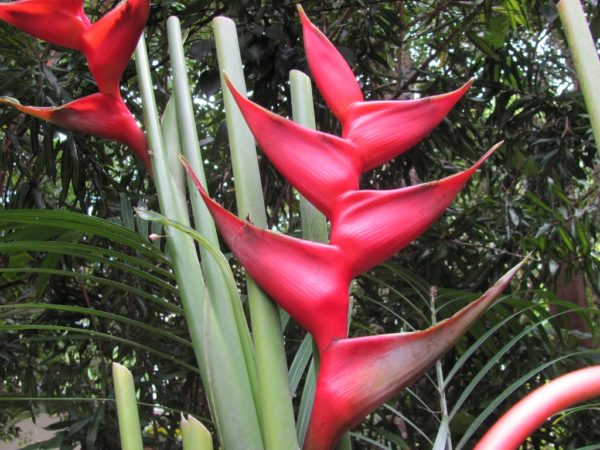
[304,261,525,450]
[0,93,151,173]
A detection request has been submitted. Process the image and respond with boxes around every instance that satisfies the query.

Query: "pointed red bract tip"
[0,0,90,50]
[0,93,151,173]
[81,0,150,96]
[475,365,600,450]
[183,160,353,350]
[304,260,526,450]
[298,5,363,122]
[330,144,500,277]
[344,79,474,171]
[224,75,362,217]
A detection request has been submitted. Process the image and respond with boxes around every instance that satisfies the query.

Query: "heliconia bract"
[183,159,352,350]
[0,0,151,173]
[0,94,150,171]
[331,144,500,277]
[225,75,361,217]
[297,5,473,170]
[303,261,525,450]
[0,0,90,51]
[80,0,150,96]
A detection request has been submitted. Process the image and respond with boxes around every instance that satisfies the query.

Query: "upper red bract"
[0,0,151,173]
[0,0,90,50]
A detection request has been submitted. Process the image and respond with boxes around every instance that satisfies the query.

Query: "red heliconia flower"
[298,5,472,171]
[183,160,352,351]
[474,365,600,450]
[0,93,151,172]
[304,261,525,450]
[80,0,150,96]
[0,0,149,96]
[0,0,90,51]
[183,141,498,348]
[0,0,152,172]
[332,144,500,277]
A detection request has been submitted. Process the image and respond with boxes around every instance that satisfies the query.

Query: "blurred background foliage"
[0,0,598,448]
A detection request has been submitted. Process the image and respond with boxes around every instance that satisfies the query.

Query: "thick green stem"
[290,70,329,245]
[213,17,297,450]
[181,415,213,450]
[166,16,260,407]
[135,34,263,450]
[112,363,143,450]
[558,0,600,150]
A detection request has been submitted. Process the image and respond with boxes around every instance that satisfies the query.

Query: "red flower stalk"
[183,160,352,350]
[0,0,90,51]
[298,5,472,171]
[0,94,150,171]
[474,365,600,450]
[80,0,150,96]
[304,261,525,450]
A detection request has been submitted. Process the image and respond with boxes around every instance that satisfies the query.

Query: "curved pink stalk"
[332,144,500,277]
[225,75,362,216]
[183,160,352,350]
[299,6,471,169]
[0,0,90,50]
[0,93,151,172]
[475,365,600,450]
[304,261,525,450]
[81,0,150,96]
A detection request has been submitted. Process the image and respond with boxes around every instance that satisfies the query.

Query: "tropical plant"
[0,1,598,449]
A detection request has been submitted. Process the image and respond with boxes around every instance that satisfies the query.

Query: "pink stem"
[475,365,600,450]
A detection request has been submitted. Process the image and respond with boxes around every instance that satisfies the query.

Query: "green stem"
[166,16,260,407]
[290,70,329,245]
[135,34,263,450]
[431,288,452,450]
[112,363,143,450]
[213,17,298,450]
[558,0,600,150]
[181,415,214,450]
